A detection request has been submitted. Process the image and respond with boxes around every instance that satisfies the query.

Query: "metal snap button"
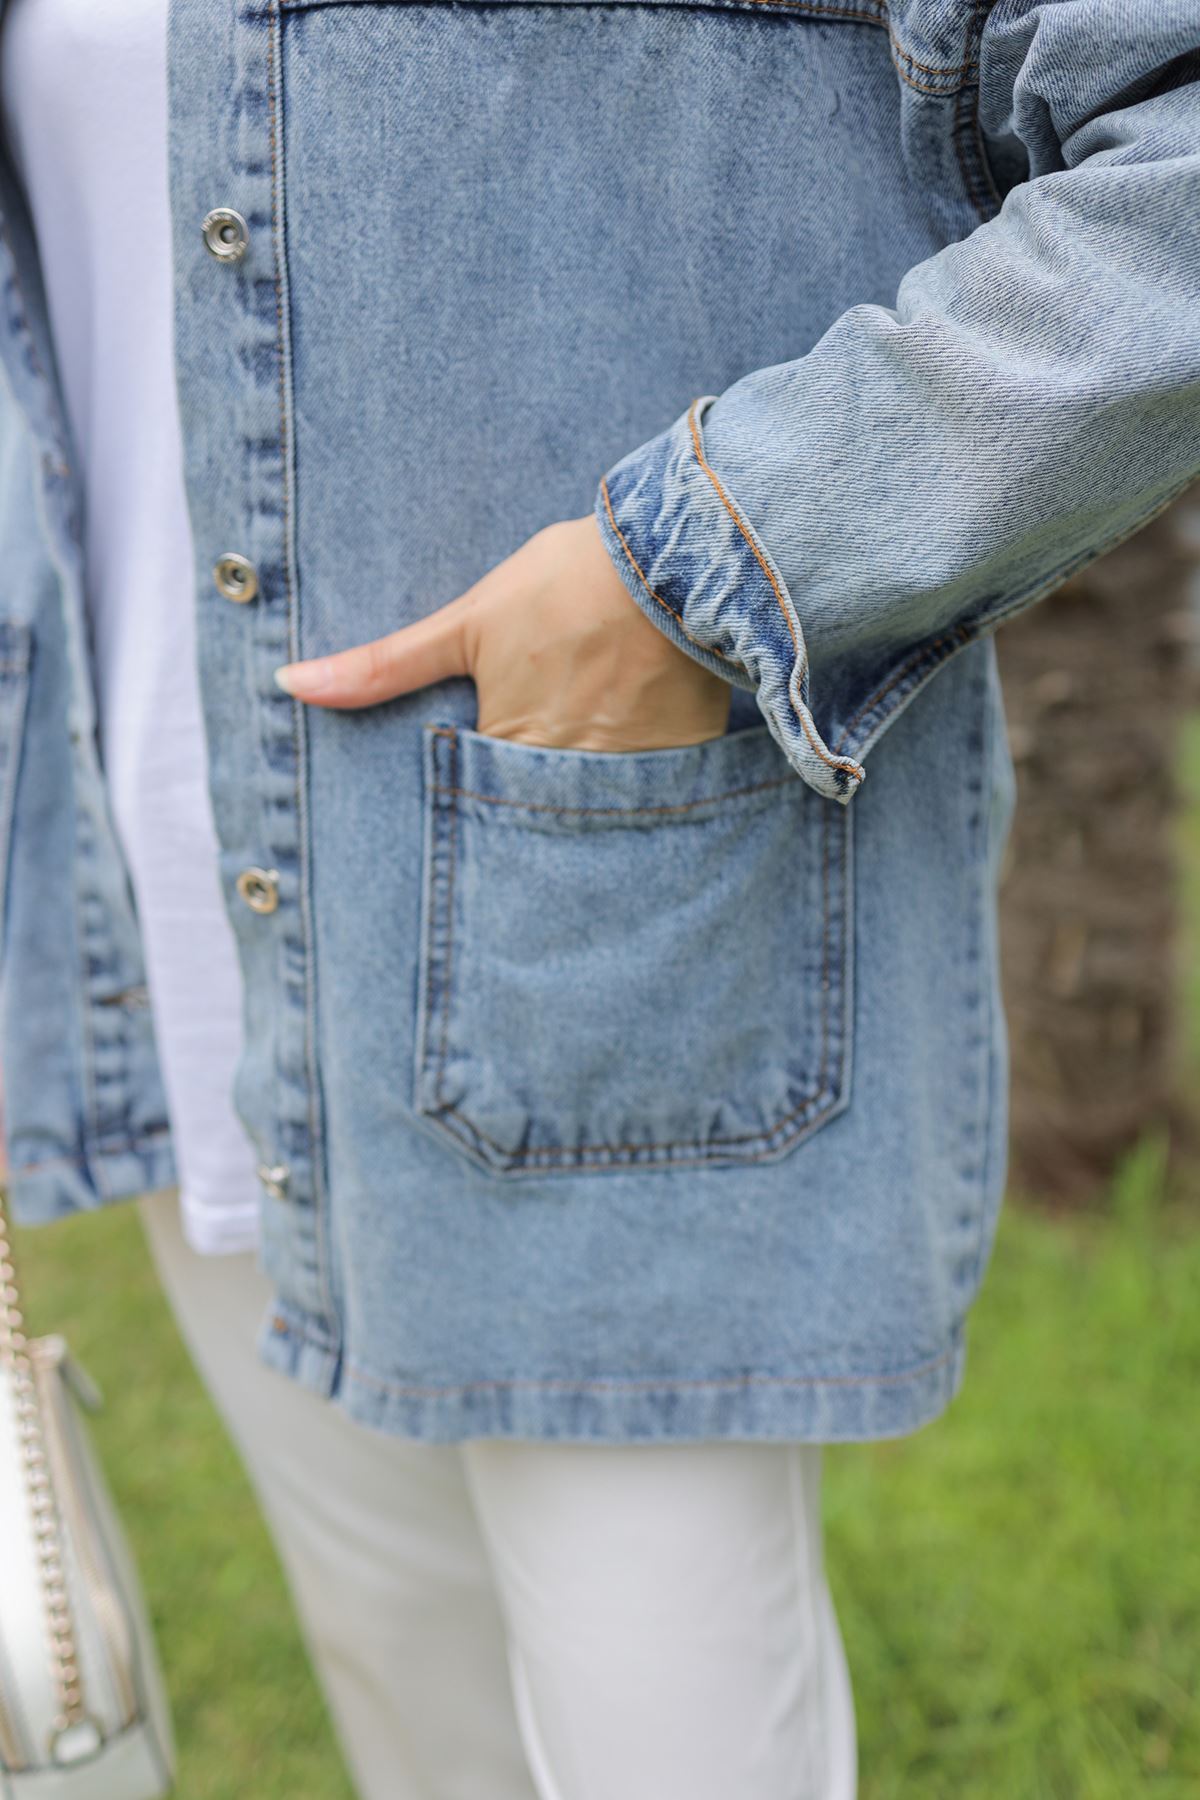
[256,1162,290,1200]
[213,553,259,603]
[236,867,280,914]
[201,207,248,262]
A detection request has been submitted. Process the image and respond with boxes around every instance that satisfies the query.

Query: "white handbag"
[0,1187,176,1797]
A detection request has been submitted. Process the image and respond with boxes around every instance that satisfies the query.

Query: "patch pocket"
[413,720,853,1177]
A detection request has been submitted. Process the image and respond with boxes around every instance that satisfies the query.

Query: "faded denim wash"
[0,0,1197,1442]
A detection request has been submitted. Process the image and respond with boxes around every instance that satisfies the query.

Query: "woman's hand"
[272,514,730,751]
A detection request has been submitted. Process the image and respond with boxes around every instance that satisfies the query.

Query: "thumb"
[273,593,473,709]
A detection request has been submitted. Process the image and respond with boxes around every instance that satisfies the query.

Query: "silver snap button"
[236,867,280,914]
[256,1161,290,1200]
[201,207,248,262]
[213,553,259,603]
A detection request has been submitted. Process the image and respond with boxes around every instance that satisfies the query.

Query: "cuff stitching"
[684,399,865,788]
[599,474,740,670]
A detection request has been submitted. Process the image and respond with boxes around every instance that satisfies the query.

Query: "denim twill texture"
[0,0,1197,1442]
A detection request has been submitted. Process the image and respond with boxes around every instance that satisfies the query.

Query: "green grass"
[1176,712,1200,1084]
[10,1166,1198,1798]
[828,1149,1200,1798]
[7,714,1200,1796]
[11,1199,355,1800]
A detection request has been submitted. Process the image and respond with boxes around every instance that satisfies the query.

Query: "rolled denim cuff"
[595,396,865,805]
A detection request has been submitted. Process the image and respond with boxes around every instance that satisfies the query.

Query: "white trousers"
[136,1185,858,1800]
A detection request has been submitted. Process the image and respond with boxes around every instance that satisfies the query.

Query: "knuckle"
[362,637,393,693]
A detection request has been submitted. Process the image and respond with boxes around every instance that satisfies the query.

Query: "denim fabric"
[0,0,1195,1442]
[414,723,852,1173]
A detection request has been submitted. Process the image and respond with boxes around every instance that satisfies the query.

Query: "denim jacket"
[0,0,1197,1443]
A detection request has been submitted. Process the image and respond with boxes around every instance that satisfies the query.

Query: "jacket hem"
[254,1304,967,1444]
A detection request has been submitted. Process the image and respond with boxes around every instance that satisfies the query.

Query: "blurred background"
[6,491,1200,1798]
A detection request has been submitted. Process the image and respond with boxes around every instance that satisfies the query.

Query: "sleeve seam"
[833,466,1200,762]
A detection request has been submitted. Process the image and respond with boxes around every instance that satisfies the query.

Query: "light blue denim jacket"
[0,0,1197,1443]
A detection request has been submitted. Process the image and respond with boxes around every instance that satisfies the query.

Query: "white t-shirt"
[1,0,262,1256]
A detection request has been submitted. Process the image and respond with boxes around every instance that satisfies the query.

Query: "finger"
[272,594,474,709]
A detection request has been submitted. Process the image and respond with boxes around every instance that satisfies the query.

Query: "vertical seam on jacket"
[964,650,1002,1297]
[435,727,458,1112]
[954,0,1004,219]
[267,0,339,1341]
[820,791,831,1104]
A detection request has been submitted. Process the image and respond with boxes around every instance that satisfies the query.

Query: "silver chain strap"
[0,1187,89,1746]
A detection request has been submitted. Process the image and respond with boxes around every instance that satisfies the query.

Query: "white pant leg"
[462,1438,857,1800]
[135,1185,538,1800]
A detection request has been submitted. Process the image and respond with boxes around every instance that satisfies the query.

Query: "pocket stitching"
[419,724,849,1170]
[431,770,797,821]
[428,726,460,1116]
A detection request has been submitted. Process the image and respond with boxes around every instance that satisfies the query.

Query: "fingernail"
[274,658,333,696]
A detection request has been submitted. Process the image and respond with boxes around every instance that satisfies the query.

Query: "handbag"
[0,1185,176,1796]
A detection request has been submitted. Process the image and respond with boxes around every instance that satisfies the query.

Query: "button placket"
[174,10,340,1356]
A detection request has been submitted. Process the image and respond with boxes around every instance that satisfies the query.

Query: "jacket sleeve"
[593,0,1200,803]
